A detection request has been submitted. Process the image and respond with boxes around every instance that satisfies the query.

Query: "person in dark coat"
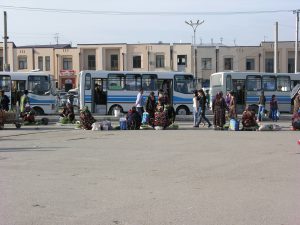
[126,106,142,130]
[196,89,212,127]
[0,90,10,111]
[80,106,96,130]
[145,91,156,125]
[60,103,75,122]
[212,92,227,129]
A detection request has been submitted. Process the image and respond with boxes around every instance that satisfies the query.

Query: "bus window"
[28,75,50,95]
[142,74,157,91]
[262,76,276,91]
[125,74,141,91]
[108,74,125,90]
[0,75,10,92]
[85,73,91,90]
[246,75,261,91]
[226,75,232,91]
[277,76,290,92]
[211,73,222,87]
[174,75,194,94]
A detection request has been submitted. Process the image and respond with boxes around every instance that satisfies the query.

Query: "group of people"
[125,88,175,129]
[210,90,279,130]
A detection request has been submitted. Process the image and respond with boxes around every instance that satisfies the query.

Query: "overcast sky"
[1,0,299,46]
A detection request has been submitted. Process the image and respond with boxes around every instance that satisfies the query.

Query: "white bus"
[0,72,57,114]
[210,71,300,112]
[78,70,195,115]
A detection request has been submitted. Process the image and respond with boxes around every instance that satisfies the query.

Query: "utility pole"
[294,9,300,73]
[54,33,59,45]
[185,20,204,86]
[3,11,9,71]
[274,21,278,73]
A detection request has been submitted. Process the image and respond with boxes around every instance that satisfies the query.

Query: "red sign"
[60,69,75,76]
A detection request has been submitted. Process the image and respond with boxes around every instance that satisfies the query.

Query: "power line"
[0,4,294,16]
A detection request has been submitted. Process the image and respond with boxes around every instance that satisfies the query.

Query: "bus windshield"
[174,75,194,94]
[0,75,10,91]
[28,75,51,95]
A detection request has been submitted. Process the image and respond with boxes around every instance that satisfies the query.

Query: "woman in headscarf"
[79,106,96,130]
[145,91,156,125]
[228,91,237,119]
[212,92,227,129]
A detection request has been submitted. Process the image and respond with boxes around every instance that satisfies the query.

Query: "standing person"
[270,94,278,122]
[145,91,156,125]
[212,92,227,129]
[258,91,266,122]
[0,90,10,111]
[192,91,199,127]
[20,90,30,113]
[225,92,231,109]
[135,88,144,115]
[228,91,237,119]
[196,89,212,128]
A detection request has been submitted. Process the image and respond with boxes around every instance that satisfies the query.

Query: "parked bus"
[78,70,195,115]
[210,71,300,113]
[0,72,57,114]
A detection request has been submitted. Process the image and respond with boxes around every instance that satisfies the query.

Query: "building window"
[133,55,141,68]
[201,58,212,70]
[288,58,294,73]
[63,57,72,70]
[265,58,274,73]
[0,57,3,71]
[111,54,119,71]
[224,58,233,70]
[18,56,27,70]
[45,56,50,71]
[155,55,165,68]
[88,55,96,70]
[177,55,187,66]
[246,58,255,70]
[38,56,43,71]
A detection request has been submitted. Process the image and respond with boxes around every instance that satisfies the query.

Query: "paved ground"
[0,120,300,225]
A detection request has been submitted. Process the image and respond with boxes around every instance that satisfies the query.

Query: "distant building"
[0,41,299,90]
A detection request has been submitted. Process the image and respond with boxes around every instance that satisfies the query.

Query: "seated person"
[80,106,96,130]
[242,106,258,129]
[154,100,169,129]
[21,104,35,123]
[60,103,75,122]
[126,106,142,130]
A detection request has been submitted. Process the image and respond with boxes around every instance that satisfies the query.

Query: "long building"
[0,41,299,90]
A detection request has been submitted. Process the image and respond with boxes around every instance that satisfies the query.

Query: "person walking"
[258,91,266,121]
[0,90,10,111]
[212,92,227,129]
[270,94,278,122]
[196,89,212,128]
[135,88,144,115]
[192,90,199,127]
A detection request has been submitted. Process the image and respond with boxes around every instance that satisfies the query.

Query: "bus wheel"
[33,107,45,115]
[176,106,190,115]
[108,105,123,116]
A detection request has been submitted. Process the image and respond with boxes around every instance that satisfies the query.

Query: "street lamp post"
[185,20,204,86]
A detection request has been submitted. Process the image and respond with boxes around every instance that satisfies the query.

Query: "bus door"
[92,78,107,114]
[11,80,26,109]
[157,79,173,105]
[232,79,246,113]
